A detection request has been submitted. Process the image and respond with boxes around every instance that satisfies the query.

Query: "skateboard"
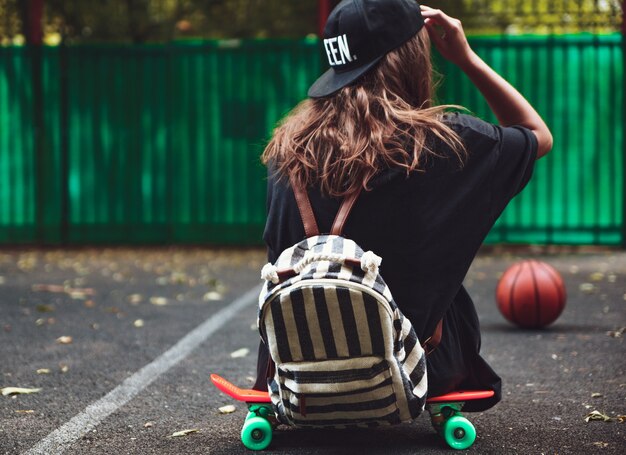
[211,373,494,451]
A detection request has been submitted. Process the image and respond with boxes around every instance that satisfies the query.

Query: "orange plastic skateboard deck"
[211,374,271,403]
[210,373,493,404]
[427,389,495,403]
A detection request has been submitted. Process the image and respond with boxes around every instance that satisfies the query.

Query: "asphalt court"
[1,246,624,454]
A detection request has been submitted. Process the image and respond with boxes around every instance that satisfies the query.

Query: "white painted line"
[24,286,260,455]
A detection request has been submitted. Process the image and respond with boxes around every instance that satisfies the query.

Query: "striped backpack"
[257,181,434,428]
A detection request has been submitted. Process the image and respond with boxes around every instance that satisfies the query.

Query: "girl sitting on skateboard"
[254,0,552,413]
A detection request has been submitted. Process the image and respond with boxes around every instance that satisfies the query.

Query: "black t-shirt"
[259,113,537,409]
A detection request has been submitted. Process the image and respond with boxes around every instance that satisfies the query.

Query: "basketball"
[496,260,566,328]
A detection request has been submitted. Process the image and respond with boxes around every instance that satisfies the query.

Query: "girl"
[254,0,552,412]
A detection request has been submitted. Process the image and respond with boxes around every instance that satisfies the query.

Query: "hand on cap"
[421,5,553,158]
[420,5,474,68]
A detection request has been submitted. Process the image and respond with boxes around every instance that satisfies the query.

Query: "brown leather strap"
[330,187,362,235]
[290,176,320,237]
[423,318,443,355]
[291,176,361,238]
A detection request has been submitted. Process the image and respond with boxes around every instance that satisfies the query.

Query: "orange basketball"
[496,260,566,328]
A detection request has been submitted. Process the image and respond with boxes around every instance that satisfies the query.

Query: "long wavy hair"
[262,28,466,198]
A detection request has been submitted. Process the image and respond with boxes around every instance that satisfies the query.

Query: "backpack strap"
[330,187,362,235]
[290,175,362,237]
[291,176,320,237]
[422,318,443,355]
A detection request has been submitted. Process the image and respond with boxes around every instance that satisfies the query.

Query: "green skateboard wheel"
[241,416,272,450]
[442,415,476,450]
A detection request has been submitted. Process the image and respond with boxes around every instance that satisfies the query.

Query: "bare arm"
[421,6,553,158]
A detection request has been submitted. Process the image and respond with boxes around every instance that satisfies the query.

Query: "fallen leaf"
[31,284,95,298]
[579,283,595,294]
[56,336,73,345]
[170,429,199,437]
[170,272,188,284]
[203,291,222,301]
[35,304,54,313]
[133,319,145,328]
[589,272,604,282]
[128,294,143,305]
[218,405,236,414]
[18,257,37,271]
[84,300,96,308]
[68,290,89,300]
[112,272,125,282]
[36,369,51,375]
[32,284,65,293]
[150,297,168,306]
[606,327,625,338]
[72,287,96,296]
[230,348,250,359]
[1,387,42,396]
[200,275,218,286]
[585,411,612,422]
[617,415,626,423]
[592,442,609,448]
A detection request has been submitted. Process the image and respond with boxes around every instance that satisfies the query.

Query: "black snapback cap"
[308,0,424,98]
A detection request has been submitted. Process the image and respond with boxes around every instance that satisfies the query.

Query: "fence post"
[622,1,625,247]
[23,0,47,243]
[318,0,331,37]
[59,41,70,244]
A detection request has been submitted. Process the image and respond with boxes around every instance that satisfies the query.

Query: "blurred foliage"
[439,0,623,35]
[0,0,318,43]
[0,0,623,44]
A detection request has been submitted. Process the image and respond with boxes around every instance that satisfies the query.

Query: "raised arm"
[421,5,553,158]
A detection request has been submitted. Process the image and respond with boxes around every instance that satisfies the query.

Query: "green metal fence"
[0,34,623,245]
[0,39,322,244]
[437,34,624,245]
